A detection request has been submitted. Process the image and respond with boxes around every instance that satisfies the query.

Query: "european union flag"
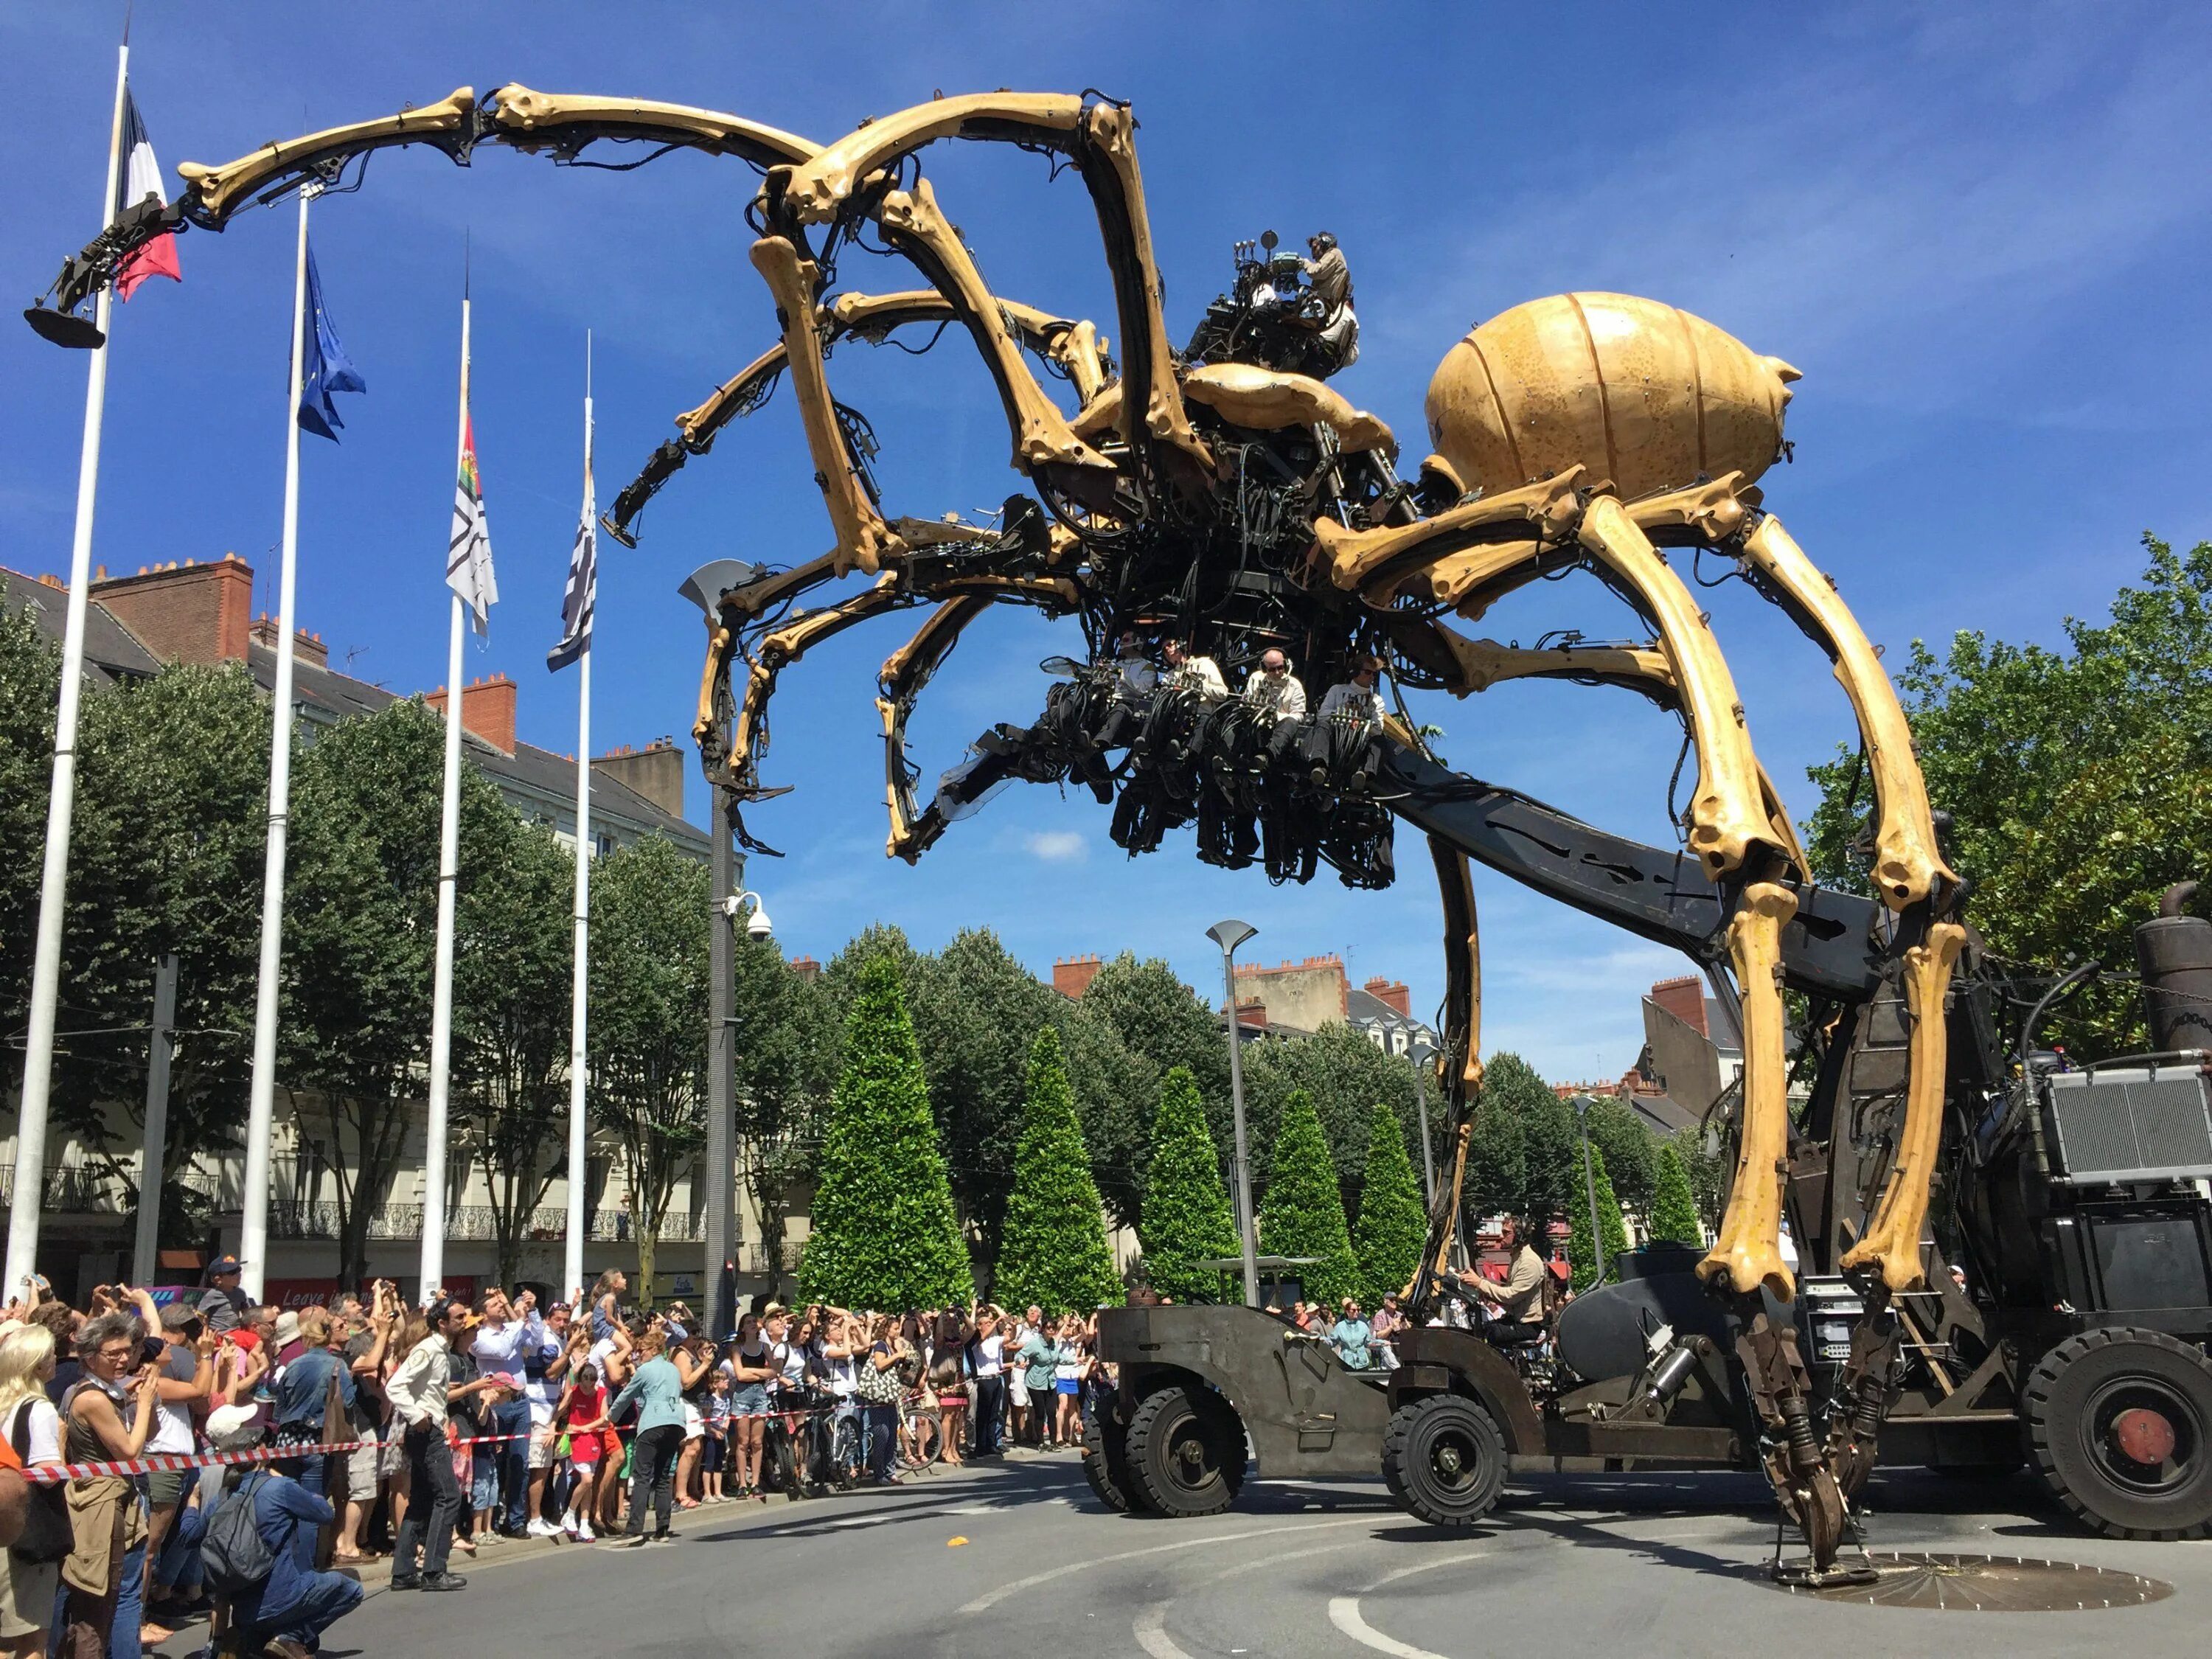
[297,240,365,441]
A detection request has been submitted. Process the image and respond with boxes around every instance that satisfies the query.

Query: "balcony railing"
[265,1200,714,1245]
[0,1166,128,1214]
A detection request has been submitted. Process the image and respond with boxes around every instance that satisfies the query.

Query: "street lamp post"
[1206,919,1261,1309]
[1573,1093,1606,1290]
[682,557,759,1343]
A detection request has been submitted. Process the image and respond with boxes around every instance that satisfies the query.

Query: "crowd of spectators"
[0,1265,1127,1656]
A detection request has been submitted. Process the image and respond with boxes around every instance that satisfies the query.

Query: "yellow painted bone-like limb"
[776,94,1206,473]
[675,291,1105,452]
[748,237,902,577]
[1316,470,1585,600]
[1700,881,1802,1300]
[176,89,482,220]
[1576,496,1774,879]
[723,577,911,787]
[487,86,815,164]
[1178,364,1397,456]
[874,181,1116,476]
[176,85,820,224]
[1406,619,1810,883]
[1739,515,1956,911]
[877,596,997,861]
[1840,919,1967,1291]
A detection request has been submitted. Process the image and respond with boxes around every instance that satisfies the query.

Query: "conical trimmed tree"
[1138,1066,1241,1303]
[1353,1102,1427,1307]
[1649,1140,1705,1247]
[1259,1090,1360,1307]
[800,954,974,1309]
[993,1028,1121,1315]
[1565,1141,1631,1293]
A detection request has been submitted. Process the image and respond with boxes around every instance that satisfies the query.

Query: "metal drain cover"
[1775,1553,2172,1611]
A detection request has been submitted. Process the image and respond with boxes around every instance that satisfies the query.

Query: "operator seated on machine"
[1242,647,1307,762]
[1160,638,1227,702]
[1093,630,1158,751]
[1308,654,1386,789]
[1457,1215,1549,1345]
[1301,231,1359,373]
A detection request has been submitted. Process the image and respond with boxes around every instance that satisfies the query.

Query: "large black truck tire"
[1124,1384,1246,1517]
[1082,1394,1150,1514]
[2023,1326,2212,1540]
[1381,1394,1507,1526]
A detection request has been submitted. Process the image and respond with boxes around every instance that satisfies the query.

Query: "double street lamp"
[1206,919,1262,1309]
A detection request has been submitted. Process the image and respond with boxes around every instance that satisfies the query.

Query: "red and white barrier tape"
[21,1430,527,1485]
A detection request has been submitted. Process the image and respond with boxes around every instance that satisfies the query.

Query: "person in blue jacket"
[229,1467,363,1658]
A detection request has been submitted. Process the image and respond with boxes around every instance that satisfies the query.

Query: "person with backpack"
[207,1464,361,1659]
[0,1325,67,1658]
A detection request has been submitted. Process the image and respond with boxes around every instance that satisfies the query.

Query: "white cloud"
[1023,830,1088,864]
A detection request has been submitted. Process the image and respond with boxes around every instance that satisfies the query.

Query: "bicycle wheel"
[831,1414,864,1484]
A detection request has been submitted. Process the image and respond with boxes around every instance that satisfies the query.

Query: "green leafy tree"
[1581,1093,1658,1215]
[1470,1053,1576,1220]
[587,834,710,1293]
[1353,1102,1427,1306]
[1649,1141,1705,1246]
[1244,1023,1421,1215]
[283,699,516,1286]
[992,1029,1121,1315]
[453,815,575,1288]
[1806,536,2212,1055]
[1079,951,1230,1150]
[800,954,973,1309]
[0,617,269,1243]
[1565,1142,1630,1293]
[1257,1090,1360,1307]
[1667,1127,1728,1234]
[731,933,839,1283]
[1137,1066,1240,1303]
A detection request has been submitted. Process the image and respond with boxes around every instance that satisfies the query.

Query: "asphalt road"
[156,1455,2212,1658]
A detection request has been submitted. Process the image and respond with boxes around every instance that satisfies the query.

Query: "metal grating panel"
[2046,1066,2212,1183]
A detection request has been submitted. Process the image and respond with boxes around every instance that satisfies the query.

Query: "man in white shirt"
[1311,656,1387,787]
[386,1297,483,1591]
[1161,640,1227,702]
[1243,649,1307,762]
[1301,232,1358,372]
[470,1288,549,1537]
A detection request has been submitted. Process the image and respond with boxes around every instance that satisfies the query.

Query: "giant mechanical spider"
[34,83,1968,1571]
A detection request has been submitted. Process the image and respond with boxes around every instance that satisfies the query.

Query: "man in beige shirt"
[1458,1216,1548,1327]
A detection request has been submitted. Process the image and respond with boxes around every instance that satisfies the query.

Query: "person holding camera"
[383,1296,479,1593]
[60,1307,161,1659]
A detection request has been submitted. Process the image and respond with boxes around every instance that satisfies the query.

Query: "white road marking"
[1133,1602,1191,1659]
[1130,1540,1374,1659]
[958,1516,1377,1613]
[1327,1597,1448,1659]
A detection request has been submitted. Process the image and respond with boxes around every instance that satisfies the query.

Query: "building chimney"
[1649,975,1708,1037]
[91,552,254,665]
[424,674,518,757]
[1235,998,1268,1029]
[249,613,329,669]
[789,956,822,984]
[1363,976,1411,1019]
[1053,954,1102,1000]
[593,734,685,818]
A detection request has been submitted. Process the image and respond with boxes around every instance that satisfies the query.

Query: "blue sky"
[6,3,2208,1082]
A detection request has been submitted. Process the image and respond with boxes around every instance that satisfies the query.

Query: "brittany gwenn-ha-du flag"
[114,87,182,299]
[448,410,498,636]
[546,408,596,671]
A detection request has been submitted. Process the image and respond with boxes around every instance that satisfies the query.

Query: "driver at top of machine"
[1302,231,1350,311]
[1160,639,1227,700]
[1112,630,1158,698]
[1317,657,1385,734]
[1458,1216,1548,1326]
[1242,648,1308,723]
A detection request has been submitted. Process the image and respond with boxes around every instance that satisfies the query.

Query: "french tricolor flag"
[114,86,181,300]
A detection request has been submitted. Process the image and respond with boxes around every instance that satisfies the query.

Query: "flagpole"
[235,184,316,1306]
[563,335,594,1306]
[421,293,471,1300]
[4,41,130,1295]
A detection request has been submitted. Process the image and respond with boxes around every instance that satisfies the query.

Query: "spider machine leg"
[1408,835,1484,1316]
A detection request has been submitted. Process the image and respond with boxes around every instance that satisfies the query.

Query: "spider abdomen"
[1427,292,1799,501]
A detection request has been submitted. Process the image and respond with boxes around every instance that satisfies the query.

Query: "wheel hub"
[2112,1406,2178,1467]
